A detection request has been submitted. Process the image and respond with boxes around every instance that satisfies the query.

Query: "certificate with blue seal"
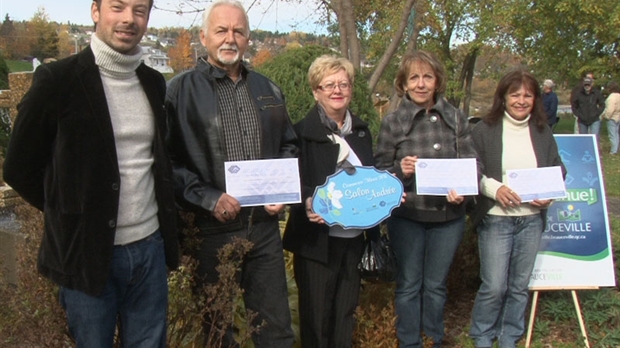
[311,166,404,229]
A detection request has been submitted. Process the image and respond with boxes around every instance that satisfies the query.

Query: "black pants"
[192,213,294,348]
[293,234,365,348]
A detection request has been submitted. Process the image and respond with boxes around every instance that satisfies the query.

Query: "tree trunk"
[449,46,479,114]
[368,0,417,93]
[461,48,479,117]
[340,0,360,70]
[333,0,349,58]
[386,4,422,114]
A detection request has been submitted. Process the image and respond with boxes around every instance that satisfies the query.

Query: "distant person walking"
[542,79,558,130]
[601,82,620,155]
[2,0,179,346]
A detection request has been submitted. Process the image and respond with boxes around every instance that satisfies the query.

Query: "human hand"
[213,193,241,223]
[530,199,553,209]
[495,185,521,208]
[305,197,325,224]
[446,189,464,205]
[400,156,418,179]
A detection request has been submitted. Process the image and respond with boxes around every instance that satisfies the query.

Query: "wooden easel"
[525,286,598,348]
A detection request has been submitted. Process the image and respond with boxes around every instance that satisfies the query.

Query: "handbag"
[358,231,397,283]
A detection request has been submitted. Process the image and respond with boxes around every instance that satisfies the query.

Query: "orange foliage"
[252,49,272,67]
[168,30,194,73]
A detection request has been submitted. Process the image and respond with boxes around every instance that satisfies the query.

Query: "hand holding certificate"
[506,166,566,202]
[225,158,302,207]
[415,158,478,196]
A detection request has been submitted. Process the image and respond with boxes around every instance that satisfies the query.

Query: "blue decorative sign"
[311,166,404,229]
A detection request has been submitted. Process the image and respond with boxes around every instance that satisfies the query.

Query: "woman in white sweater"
[602,82,620,155]
[468,70,566,348]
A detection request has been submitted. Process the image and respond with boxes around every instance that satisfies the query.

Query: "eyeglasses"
[317,82,351,92]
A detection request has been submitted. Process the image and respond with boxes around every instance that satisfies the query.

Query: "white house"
[141,46,173,74]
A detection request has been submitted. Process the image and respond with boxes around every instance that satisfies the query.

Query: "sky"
[1,0,328,34]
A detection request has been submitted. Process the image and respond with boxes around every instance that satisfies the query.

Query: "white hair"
[202,0,250,36]
[543,79,555,89]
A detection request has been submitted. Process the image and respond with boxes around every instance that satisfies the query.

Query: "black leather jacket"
[165,58,297,217]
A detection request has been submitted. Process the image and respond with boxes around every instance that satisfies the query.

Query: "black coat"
[470,118,566,229]
[283,105,375,264]
[165,59,297,221]
[3,47,179,296]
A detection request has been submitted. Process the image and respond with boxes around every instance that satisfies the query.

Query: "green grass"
[6,60,34,73]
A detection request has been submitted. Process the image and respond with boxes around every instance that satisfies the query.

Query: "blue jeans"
[578,120,601,139]
[387,216,465,348]
[60,230,168,348]
[607,119,619,154]
[470,214,543,348]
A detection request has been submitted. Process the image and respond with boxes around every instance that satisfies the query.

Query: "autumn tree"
[28,7,59,60]
[495,0,620,85]
[168,29,194,73]
[57,24,76,58]
[252,49,273,67]
[0,15,29,60]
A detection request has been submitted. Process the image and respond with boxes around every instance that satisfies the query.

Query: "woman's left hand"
[446,189,464,205]
[305,197,325,224]
[530,199,553,209]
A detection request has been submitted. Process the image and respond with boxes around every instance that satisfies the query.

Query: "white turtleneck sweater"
[90,34,159,245]
[480,112,540,217]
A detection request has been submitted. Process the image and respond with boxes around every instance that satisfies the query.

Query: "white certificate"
[224,158,301,207]
[506,166,566,202]
[415,158,478,196]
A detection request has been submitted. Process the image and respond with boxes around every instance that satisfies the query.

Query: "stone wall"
[0,72,34,123]
[0,72,32,285]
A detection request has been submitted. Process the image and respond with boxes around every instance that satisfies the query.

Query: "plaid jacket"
[375,96,480,222]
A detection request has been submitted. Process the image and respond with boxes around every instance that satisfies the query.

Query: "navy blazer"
[3,47,179,296]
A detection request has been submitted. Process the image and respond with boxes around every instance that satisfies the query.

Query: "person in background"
[542,79,558,130]
[374,50,480,348]
[469,70,566,348]
[2,0,179,346]
[601,81,620,155]
[571,74,605,138]
[165,1,295,346]
[570,72,595,134]
[282,55,375,348]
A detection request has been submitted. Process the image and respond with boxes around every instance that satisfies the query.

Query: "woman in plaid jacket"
[374,50,480,348]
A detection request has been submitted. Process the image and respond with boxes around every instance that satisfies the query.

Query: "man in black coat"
[570,72,604,137]
[3,0,178,346]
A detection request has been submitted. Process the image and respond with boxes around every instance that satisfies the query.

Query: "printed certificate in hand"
[415,158,478,196]
[225,158,301,207]
[506,166,566,202]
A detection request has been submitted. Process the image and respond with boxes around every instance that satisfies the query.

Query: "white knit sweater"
[91,34,159,245]
[481,112,540,217]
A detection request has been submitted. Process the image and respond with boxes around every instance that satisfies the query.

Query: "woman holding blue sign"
[374,50,480,348]
[282,55,376,348]
[468,70,566,348]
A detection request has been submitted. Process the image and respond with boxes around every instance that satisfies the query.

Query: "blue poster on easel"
[529,134,616,288]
